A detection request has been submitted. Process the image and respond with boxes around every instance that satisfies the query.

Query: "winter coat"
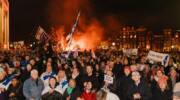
[115,75,132,100]
[81,74,100,91]
[127,79,152,100]
[41,90,62,100]
[23,78,44,100]
[151,87,172,100]
[7,82,24,100]
[70,74,83,92]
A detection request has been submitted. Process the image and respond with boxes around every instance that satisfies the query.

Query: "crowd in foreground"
[0,45,180,100]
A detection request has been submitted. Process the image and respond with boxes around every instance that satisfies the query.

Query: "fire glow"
[52,20,104,51]
[47,0,105,51]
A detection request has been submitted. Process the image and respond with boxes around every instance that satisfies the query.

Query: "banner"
[123,48,138,56]
[147,50,170,67]
[104,75,113,84]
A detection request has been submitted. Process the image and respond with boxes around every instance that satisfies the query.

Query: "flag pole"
[66,10,81,58]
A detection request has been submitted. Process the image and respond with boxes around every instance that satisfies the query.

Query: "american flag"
[35,26,49,42]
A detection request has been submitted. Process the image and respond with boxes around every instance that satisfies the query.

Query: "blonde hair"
[96,89,107,100]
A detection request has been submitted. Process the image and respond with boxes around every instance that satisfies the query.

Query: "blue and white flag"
[66,11,81,48]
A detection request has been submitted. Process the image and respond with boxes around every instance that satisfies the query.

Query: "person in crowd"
[70,67,82,91]
[80,81,96,100]
[165,58,174,75]
[173,82,180,100]
[21,64,32,82]
[0,67,18,91]
[130,65,138,72]
[96,89,119,100]
[81,65,100,91]
[169,67,180,87]
[1,47,180,100]
[95,64,104,87]
[56,69,68,94]
[142,65,151,83]
[23,69,44,100]
[63,63,72,79]
[29,59,36,69]
[7,76,24,100]
[72,60,77,68]
[40,62,56,87]
[112,57,123,79]
[46,57,58,74]
[151,68,173,93]
[103,70,116,92]
[127,71,152,100]
[151,75,172,100]
[122,56,129,66]
[41,76,62,100]
[34,56,44,76]
[116,66,132,100]
[62,79,81,100]
[0,67,8,100]
[20,55,29,72]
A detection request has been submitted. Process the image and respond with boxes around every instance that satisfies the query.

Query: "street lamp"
[123,36,126,39]
[9,44,13,48]
[4,44,7,49]
[112,42,116,46]
[30,44,33,47]
[175,34,178,38]
[146,45,150,50]
[130,35,133,38]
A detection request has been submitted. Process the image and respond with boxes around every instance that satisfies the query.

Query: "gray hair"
[30,69,38,76]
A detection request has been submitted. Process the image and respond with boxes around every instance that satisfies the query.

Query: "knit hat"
[173,82,180,97]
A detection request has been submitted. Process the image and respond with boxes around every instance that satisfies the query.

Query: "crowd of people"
[0,44,180,100]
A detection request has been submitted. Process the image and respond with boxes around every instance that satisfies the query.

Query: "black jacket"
[151,85,172,100]
[7,82,25,100]
[115,75,132,100]
[127,79,152,100]
[42,91,62,100]
[62,87,81,100]
[81,74,100,91]
[70,74,83,92]
[112,63,123,78]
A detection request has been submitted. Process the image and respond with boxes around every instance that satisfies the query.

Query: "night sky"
[9,0,180,42]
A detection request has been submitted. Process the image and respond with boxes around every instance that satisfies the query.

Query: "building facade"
[116,26,149,50]
[108,26,180,52]
[163,28,180,52]
[0,0,9,49]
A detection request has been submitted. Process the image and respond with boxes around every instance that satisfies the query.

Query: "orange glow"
[1,0,9,11]
[48,0,105,51]
[52,20,104,51]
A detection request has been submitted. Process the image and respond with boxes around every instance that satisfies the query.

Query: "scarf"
[67,87,74,95]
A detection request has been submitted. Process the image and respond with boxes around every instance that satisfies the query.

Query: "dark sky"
[9,0,180,42]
